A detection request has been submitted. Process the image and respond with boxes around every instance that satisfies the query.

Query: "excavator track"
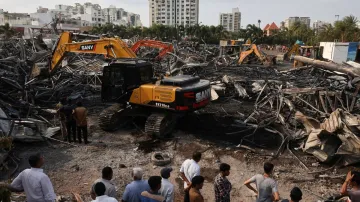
[145,113,176,138]
[98,104,129,131]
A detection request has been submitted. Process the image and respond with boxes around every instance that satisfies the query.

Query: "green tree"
[0,23,16,39]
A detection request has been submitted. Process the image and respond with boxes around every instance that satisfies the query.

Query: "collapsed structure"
[1,33,360,171]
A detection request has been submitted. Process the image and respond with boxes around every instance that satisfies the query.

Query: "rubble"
[0,38,103,145]
[1,34,360,169]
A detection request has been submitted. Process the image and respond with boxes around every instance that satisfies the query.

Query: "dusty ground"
[3,113,353,202]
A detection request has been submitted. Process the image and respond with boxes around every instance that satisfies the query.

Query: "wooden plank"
[319,94,328,114]
[282,87,325,95]
[350,83,360,112]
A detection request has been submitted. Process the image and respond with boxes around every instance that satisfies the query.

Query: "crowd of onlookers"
[1,151,360,202]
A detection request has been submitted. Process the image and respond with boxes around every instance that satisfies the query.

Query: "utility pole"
[335,15,340,21]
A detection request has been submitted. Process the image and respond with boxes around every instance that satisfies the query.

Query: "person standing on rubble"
[341,171,360,202]
[0,153,56,202]
[90,167,117,200]
[214,163,232,202]
[92,182,118,202]
[60,99,76,142]
[73,101,89,144]
[56,98,67,141]
[122,167,150,202]
[244,162,280,202]
[140,176,165,202]
[187,176,205,202]
[180,152,202,190]
[281,187,302,202]
[159,167,174,202]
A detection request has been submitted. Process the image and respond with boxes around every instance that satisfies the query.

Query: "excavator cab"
[102,60,153,102]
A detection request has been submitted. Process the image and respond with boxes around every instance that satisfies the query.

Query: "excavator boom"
[131,40,174,60]
[284,44,300,60]
[50,32,136,73]
[238,44,275,66]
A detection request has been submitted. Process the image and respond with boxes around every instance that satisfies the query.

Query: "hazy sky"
[1,0,359,28]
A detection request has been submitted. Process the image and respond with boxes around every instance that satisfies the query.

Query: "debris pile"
[191,58,360,166]
[1,34,360,168]
[0,38,104,146]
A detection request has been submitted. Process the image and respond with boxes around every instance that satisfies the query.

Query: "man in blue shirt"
[122,168,149,202]
[140,176,165,202]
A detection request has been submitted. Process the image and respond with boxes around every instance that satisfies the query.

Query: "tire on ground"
[151,152,171,166]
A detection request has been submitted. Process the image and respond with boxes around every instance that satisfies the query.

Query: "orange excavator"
[131,40,174,60]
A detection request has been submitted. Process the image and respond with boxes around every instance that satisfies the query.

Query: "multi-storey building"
[0,12,31,26]
[149,0,199,27]
[102,6,142,26]
[219,8,241,32]
[313,20,330,32]
[81,3,105,26]
[284,17,311,29]
[2,3,142,29]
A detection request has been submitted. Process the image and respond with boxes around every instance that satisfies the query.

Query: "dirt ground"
[3,114,352,202]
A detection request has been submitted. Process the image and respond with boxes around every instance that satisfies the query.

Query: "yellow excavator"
[238,44,276,66]
[49,32,211,137]
[283,44,300,61]
[282,44,323,67]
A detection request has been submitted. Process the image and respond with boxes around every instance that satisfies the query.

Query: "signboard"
[79,44,96,51]
[347,42,358,61]
[219,40,228,46]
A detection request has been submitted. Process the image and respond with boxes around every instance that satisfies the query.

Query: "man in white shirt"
[180,152,202,189]
[160,167,174,202]
[92,182,118,202]
[1,153,56,202]
[91,167,117,199]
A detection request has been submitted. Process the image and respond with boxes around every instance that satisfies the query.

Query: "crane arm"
[131,40,174,60]
[50,32,136,73]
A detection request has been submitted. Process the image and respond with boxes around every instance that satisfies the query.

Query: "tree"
[246,24,263,42]
[87,15,360,45]
[0,23,16,39]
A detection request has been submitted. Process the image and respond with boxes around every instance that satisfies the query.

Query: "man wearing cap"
[160,168,174,202]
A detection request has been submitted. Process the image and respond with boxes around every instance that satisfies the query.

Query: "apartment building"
[0,12,31,26]
[103,6,142,26]
[284,17,311,28]
[149,0,199,26]
[313,20,330,32]
[219,8,241,32]
[28,3,142,28]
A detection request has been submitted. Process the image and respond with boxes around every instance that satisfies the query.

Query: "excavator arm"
[50,32,136,73]
[131,40,174,60]
[238,44,274,65]
[239,44,266,64]
[284,44,300,60]
[238,49,254,64]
